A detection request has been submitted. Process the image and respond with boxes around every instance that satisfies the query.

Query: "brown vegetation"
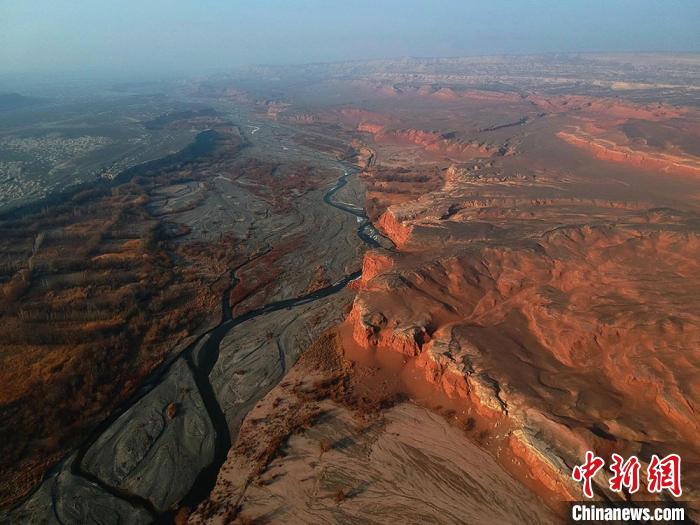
[0,126,244,507]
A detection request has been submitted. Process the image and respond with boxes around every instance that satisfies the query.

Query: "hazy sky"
[1,0,699,76]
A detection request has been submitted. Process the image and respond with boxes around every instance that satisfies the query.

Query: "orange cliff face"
[376,209,413,249]
[346,223,700,507]
[241,77,700,513]
[542,97,700,178]
[335,90,700,512]
[557,130,700,177]
[358,123,497,160]
[360,249,394,284]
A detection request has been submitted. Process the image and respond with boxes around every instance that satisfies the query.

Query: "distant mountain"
[0,93,41,111]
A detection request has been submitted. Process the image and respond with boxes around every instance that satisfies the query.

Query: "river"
[16,163,384,523]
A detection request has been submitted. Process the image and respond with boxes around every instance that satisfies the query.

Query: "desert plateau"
[1,3,700,523]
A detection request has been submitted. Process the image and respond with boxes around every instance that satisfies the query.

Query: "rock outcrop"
[558,130,700,177]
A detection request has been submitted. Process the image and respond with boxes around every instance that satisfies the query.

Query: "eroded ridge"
[3,54,700,523]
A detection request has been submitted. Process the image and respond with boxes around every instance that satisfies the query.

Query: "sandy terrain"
[189,330,556,525]
[186,55,700,521]
[3,54,699,523]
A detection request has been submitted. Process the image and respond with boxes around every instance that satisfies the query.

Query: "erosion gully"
[50,165,380,523]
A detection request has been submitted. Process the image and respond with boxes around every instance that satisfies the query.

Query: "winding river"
[36,164,383,523]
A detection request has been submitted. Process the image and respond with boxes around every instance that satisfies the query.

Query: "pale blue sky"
[1,0,699,75]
